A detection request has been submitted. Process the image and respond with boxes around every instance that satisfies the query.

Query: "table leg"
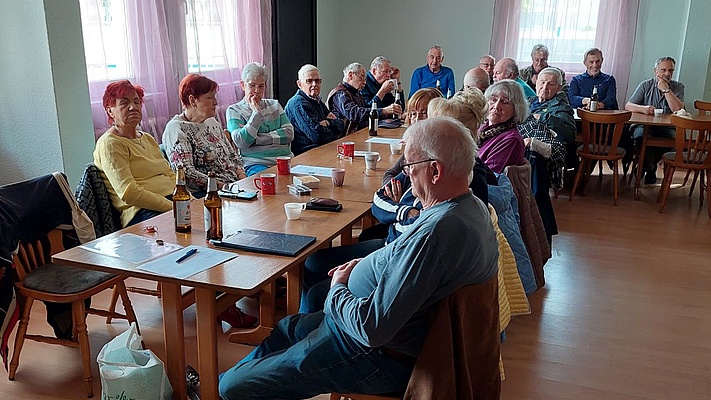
[195,287,219,400]
[287,264,303,315]
[634,126,650,200]
[160,283,186,400]
[228,282,274,345]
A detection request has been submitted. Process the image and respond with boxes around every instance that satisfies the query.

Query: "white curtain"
[490,0,639,105]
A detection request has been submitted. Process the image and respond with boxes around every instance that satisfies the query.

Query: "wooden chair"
[570,109,631,205]
[657,115,711,217]
[332,274,501,400]
[8,228,139,398]
[681,100,711,194]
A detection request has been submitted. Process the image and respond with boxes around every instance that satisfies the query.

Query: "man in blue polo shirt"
[409,45,456,98]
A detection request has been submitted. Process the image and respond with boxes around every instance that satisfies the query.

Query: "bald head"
[493,57,518,82]
[463,67,490,92]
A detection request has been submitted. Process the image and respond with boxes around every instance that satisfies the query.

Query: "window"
[516,0,600,73]
[78,0,271,140]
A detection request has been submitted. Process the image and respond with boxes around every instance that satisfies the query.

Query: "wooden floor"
[1,168,710,399]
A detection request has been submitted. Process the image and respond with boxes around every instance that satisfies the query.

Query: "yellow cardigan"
[93,131,175,227]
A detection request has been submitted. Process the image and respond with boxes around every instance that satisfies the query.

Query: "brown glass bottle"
[203,172,223,241]
[172,165,191,232]
[368,102,378,136]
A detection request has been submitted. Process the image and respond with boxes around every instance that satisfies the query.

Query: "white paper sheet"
[290,165,334,177]
[364,137,403,144]
[80,233,183,264]
[137,245,237,279]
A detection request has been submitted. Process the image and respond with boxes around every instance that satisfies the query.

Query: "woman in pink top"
[477,80,528,173]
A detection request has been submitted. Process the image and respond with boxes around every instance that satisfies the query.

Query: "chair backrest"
[694,100,711,116]
[670,115,711,168]
[404,274,501,400]
[577,109,632,156]
[75,163,122,237]
[13,228,65,281]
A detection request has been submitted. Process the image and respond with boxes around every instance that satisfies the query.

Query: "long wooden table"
[54,196,371,400]
[52,126,407,400]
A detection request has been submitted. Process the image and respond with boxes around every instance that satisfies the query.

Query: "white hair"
[242,62,268,82]
[342,62,364,79]
[298,64,319,81]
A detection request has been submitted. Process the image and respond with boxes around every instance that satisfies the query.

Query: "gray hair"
[429,45,443,55]
[584,47,603,61]
[531,44,549,58]
[403,116,477,177]
[242,62,268,82]
[501,58,520,78]
[484,80,530,124]
[538,67,562,85]
[297,64,319,81]
[655,56,676,68]
[370,56,390,71]
[342,62,364,79]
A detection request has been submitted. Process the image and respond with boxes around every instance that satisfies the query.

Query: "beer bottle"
[435,79,442,94]
[589,86,599,112]
[446,88,452,99]
[393,91,401,119]
[368,102,379,136]
[172,165,191,233]
[204,172,223,241]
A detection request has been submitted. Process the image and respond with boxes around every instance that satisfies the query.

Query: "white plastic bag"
[97,322,173,400]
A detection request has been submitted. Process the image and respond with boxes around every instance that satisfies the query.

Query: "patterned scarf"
[477,118,517,144]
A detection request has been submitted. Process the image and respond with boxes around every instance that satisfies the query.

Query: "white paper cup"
[654,108,663,116]
[389,141,403,155]
[284,202,306,220]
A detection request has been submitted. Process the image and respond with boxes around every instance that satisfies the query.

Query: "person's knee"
[218,368,256,399]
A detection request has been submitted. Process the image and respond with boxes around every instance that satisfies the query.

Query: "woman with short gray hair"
[477,79,527,173]
[226,62,294,176]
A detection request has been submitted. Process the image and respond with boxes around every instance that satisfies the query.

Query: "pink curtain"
[490,0,640,106]
[595,0,640,106]
[80,0,272,142]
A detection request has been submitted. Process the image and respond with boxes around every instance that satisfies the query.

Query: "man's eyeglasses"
[305,78,322,85]
[221,182,244,194]
[402,159,436,175]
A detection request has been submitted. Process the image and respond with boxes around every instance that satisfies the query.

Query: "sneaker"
[217,305,258,328]
[644,171,657,185]
[186,365,200,400]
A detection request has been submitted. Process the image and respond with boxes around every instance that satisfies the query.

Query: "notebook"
[210,229,316,257]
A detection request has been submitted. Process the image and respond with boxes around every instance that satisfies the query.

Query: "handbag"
[97,322,173,400]
[306,197,343,212]
[52,172,96,243]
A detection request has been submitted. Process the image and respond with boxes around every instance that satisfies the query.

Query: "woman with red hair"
[94,80,175,227]
[162,74,246,196]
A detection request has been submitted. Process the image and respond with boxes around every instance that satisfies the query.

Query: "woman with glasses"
[478,80,528,173]
[162,74,247,197]
[226,62,294,176]
[285,64,345,155]
[382,88,442,183]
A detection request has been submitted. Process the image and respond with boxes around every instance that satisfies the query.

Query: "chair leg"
[658,166,675,213]
[598,160,603,182]
[116,281,140,334]
[698,170,705,207]
[106,285,120,324]
[613,161,619,206]
[569,159,586,202]
[657,163,669,203]
[72,301,94,398]
[8,296,34,380]
[706,170,711,218]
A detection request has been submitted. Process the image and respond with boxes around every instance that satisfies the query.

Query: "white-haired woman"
[226,62,294,176]
[478,80,528,173]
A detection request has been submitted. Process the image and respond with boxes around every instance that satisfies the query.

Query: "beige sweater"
[93,131,175,227]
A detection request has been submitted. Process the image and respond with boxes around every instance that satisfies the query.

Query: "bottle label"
[204,206,222,239]
[369,117,378,132]
[175,200,191,225]
[204,207,211,232]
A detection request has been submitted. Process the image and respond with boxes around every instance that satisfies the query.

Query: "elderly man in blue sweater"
[285,64,345,155]
[218,117,499,399]
[409,45,456,97]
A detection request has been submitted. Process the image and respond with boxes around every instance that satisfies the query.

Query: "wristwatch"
[661,88,670,94]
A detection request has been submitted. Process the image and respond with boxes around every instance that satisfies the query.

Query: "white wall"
[318,0,711,106]
[0,0,94,187]
[317,0,495,98]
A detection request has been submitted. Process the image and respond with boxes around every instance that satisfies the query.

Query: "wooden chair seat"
[570,109,632,206]
[8,228,138,398]
[657,114,711,217]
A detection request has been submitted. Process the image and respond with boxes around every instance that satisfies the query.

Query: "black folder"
[210,229,316,257]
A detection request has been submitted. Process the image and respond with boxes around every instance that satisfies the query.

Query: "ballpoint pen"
[175,248,198,263]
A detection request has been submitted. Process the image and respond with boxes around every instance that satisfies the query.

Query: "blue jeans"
[300,239,385,313]
[218,312,413,399]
